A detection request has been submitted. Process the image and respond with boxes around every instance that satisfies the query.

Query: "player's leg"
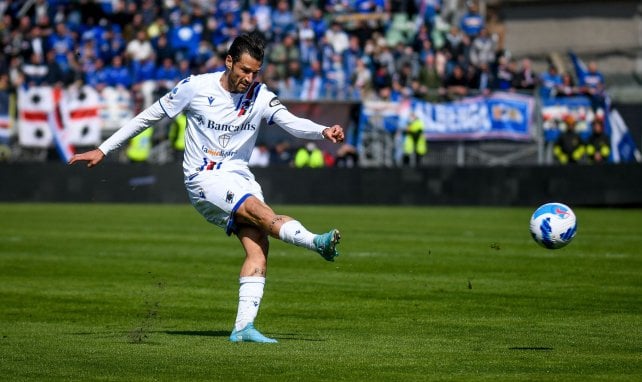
[229,225,277,343]
[234,195,340,261]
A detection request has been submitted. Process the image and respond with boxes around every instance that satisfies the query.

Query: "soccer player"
[69,33,344,343]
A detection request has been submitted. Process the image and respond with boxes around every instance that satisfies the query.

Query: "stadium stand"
[0,0,639,166]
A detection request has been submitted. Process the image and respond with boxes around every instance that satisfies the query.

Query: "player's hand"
[322,125,345,144]
[68,148,105,168]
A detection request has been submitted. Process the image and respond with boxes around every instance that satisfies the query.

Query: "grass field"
[0,203,640,381]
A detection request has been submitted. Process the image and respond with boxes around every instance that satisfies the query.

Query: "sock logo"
[295,230,301,235]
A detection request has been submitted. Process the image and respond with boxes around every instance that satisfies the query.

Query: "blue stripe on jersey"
[268,107,287,125]
[158,100,171,118]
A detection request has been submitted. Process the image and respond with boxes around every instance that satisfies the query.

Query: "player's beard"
[227,72,250,94]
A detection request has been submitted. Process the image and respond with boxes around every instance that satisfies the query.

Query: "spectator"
[556,72,578,97]
[169,14,199,62]
[443,25,464,63]
[147,16,169,41]
[300,60,325,100]
[47,22,75,72]
[324,53,348,99]
[43,49,69,86]
[250,0,273,40]
[415,53,443,102]
[294,142,325,168]
[21,52,48,86]
[269,33,300,79]
[293,0,317,21]
[155,57,180,95]
[153,34,175,67]
[476,62,494,95]
[309,7,328,43]
[104,55,131,88]
[538,64,562,99]
[279,60,303,99]
[580,60,606,109]
[26,26,46,59]
[270,140,294,167]
[131,55,157,108]
[586,118,611,164]
[553,116,585,164]
[220,12,240,49]
[469,27,496,69]
[514,58,537,91]
[84,57,109,89]
[350,57,374,100]
[125,30,154,63]
[325,21,350,56]
[460,1,484,38]
[249,143,271,167]
[299,33,319,72]
[443,64,469,100]
[342,35,363,83]
[495,55,516,91]
[272,0,296,42]
[580,60,605,96]
[334,143,359,168]
[392,61,415,98]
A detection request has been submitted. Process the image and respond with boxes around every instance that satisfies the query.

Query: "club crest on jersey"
[225,190,234,204]
[195,114,204,125]
[219,134,231,148]
[168,86,179,100]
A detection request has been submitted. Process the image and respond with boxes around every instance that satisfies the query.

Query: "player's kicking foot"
[229,323,277,343]
[314,229,341,261]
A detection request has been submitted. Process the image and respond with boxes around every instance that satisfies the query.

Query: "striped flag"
[49,87,75,162]
[17,86,76,162]
[64,85,102,146]
[608,108,641,163]
[568,50,588,86]
[18,86,54,148]
[0,89,11,141]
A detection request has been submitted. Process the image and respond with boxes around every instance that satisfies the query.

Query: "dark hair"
[227,33,265,63]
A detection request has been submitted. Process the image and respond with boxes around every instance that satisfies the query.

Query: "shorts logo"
[219,134,231,148]
[269,97,281,107]
[225,191,234,204]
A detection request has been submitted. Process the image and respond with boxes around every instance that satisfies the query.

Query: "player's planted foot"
[314,229,341,261]
[229,323,278,343]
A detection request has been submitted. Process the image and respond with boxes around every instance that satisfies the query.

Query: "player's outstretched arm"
[322,125,345,143]
[68,148,105,168]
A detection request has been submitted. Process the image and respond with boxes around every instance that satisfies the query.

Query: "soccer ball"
[529,202,577,249]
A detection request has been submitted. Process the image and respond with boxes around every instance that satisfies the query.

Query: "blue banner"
[359,92,534,141]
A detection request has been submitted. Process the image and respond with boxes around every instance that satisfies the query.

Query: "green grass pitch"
[0,203,640,381]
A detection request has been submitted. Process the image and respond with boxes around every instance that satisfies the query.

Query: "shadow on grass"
[165,330,229,337]
[164,330,325,341]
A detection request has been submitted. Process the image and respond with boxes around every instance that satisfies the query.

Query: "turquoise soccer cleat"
[313,229,341,261]
[229,323,278,343]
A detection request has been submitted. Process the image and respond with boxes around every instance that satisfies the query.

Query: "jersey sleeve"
[261,89,326,140]
[98,101,166,155]
[158,76,197,119]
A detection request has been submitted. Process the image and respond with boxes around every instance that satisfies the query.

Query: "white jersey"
[99,71,328,177]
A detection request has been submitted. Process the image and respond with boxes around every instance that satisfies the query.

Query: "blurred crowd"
[0,0,544,107]
[0,0,613,166]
